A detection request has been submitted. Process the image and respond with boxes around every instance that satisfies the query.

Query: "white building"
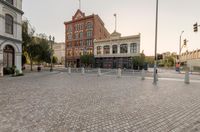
[180,49,200,71]
[0,0,23,76]
[53,42,65,65]
[94,31,140,68]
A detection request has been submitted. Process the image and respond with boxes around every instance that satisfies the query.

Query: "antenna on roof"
[114,13,117,32]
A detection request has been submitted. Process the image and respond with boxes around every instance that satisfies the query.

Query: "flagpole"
[114,14,117,32]
[79,0,81,10]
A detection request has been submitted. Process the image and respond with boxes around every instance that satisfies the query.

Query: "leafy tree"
[132,53,145,70]
[22,20,35,71]
[52,56,58,64]
[22,21,52,70]
[145,56,154,67]
[80,54,94,67]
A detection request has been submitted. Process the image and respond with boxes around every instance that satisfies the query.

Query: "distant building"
[0,0,23,76]
[64,9,110,67]
[94,31,141,69]
[180,49,200,71]
[53,42,65,65]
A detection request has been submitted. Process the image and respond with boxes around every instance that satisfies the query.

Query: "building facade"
[53,42,65,65]
[180,49,200,71]
[0,0,23,76]
[64,9,110,67]
[94,32,140,69]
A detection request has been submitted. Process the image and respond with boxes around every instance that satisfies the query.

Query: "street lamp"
[153,0,159,84]
[49,35,55,72]
[179,31,184,57]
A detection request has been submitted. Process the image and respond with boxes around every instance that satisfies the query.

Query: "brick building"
[64,9,110,67]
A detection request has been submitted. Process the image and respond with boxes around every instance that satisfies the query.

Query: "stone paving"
[0,71,200,132]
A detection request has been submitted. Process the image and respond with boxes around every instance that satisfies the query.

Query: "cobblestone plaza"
[0,71,200,132]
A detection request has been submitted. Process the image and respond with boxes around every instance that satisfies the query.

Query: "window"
[67,25,72,33]
[120,44,128,53]
[67,34,72,40]
[86,22,93,29]
[5,14,13,34]
[103,45,110,54]
[86,31,93,38]
[6,0,13,5]
[112,45,118,54]
[67,42,72,47]
[76,41,79,47]
[130,43,137,53]
[80,32,83,39]
[80,41,83,46]
[86,40,93,46]
[97,46,102,55]
[67,50,72,56]
[74,24,78,31]
[80,24,83,30]
[87,48,93,54]
[75,33,79,39]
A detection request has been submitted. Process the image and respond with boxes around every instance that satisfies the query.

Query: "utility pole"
[179,31,184,65]
[153,0,159,84]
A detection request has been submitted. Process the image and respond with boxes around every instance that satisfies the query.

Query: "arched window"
[120,44,128,53]
[5,14,13,34]
[103,45,110,54]
[3,45,15,68]
[112,45,118,54]
[6,0,13,5]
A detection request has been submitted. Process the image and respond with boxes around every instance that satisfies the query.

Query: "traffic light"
[193,23,198,32]
[157,54,163,60]
[183,39,187,46]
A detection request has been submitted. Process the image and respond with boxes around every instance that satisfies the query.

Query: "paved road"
[0,71,200,132]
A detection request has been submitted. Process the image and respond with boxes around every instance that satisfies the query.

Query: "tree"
[52,56,58,64]
[80,54,95,67]
[22,20,35,71]
[145,56,154,67]
[132,53,145,70]
[22,21,52,71]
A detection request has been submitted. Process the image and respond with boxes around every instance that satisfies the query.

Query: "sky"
[23,0,200,55]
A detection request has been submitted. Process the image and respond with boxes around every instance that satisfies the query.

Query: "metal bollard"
[117,68,122,78]
[141,69,145,80]
[184,71,190,84]
[68,67,71,74]
[98,68,101,76]
[81,67,85,75]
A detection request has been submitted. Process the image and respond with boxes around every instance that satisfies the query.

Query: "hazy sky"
[23,0,200,55]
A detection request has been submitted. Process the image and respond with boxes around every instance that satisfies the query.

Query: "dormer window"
[6,0,13,5]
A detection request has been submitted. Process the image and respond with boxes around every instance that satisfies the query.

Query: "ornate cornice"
[0,0,24,15]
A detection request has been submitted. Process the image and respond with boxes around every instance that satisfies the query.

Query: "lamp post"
[49,35,55,72]
[153,0,159,84]
[179,31,184,57]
